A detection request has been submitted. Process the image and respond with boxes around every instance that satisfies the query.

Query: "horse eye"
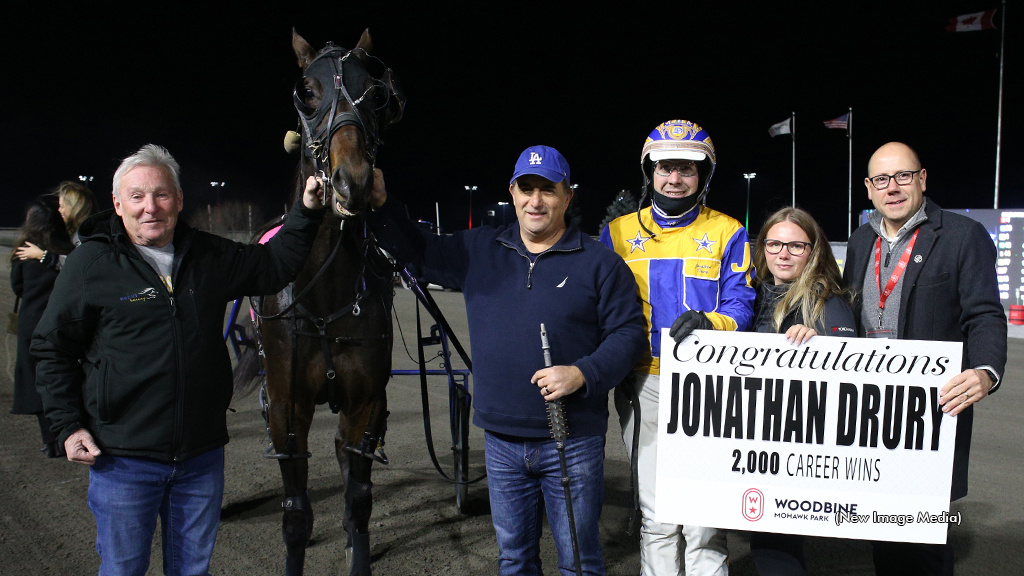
[372,87,388,109]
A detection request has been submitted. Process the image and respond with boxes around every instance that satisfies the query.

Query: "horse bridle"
[293,43,402,194]
[255,42,403,326]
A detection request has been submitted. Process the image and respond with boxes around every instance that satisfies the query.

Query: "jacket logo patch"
[557,277,568,288]
[913,255,923,263]
[831,326,855,334]
[121,287,158,303]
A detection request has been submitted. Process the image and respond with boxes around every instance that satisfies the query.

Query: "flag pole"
[847,107,853,239]
[791,111,796,207]
[994,0,1006,208]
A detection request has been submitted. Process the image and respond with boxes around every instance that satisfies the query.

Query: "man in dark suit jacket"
[844,142,1007,575]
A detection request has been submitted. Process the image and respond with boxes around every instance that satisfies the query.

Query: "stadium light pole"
[465,185,477,229]
[498,201,509,225]
[743,173,756,230]
[210,181,226,206]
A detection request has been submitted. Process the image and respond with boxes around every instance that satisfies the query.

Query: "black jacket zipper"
[119,229,194,460]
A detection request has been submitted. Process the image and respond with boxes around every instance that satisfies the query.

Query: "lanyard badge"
[869,229,920,337]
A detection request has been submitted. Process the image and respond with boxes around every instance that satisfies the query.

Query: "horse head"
[292,28,406,217]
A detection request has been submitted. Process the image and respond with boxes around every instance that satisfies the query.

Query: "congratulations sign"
[654,329,962,544]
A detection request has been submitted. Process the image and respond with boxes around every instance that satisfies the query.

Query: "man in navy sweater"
[368,145,647,575]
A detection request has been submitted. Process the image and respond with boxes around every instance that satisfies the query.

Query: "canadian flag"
[946,9,998,32]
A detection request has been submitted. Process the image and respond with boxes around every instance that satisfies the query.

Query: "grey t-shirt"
[136,243,175,292]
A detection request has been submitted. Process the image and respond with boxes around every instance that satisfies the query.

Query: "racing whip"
[541,323,583,576]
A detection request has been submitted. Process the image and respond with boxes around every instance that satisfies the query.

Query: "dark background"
[1,1,1019,240]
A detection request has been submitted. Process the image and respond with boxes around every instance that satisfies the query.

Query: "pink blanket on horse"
[251,224,284,322]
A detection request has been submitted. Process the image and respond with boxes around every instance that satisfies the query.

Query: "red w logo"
[743,489,765,521]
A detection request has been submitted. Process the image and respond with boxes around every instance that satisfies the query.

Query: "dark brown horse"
[239,28,405,576]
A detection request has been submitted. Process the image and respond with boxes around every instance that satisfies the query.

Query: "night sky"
[2,2,1019,241]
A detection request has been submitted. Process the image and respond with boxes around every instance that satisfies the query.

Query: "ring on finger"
[960,392,970,402]
[543,386,549,395]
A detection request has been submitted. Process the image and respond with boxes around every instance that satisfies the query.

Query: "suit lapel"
[897,204,942,338]
[845,228,875,329]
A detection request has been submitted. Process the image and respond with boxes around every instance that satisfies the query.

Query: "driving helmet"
[641,119,717,197]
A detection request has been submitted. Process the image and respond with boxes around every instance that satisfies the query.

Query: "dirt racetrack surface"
[1,247,1023,575]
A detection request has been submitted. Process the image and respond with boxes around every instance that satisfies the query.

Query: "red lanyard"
[873,228,919,329]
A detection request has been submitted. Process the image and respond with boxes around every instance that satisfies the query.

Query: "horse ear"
[381,69,407,127]
[355,28,373,57]
[292,27,316,70]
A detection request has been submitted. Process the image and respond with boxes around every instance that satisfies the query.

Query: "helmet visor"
[649,149,707,163]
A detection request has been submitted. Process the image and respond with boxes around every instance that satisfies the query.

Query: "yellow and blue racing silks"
[600,205,755,374]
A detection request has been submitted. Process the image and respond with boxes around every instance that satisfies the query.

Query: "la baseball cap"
[509,145,571,187]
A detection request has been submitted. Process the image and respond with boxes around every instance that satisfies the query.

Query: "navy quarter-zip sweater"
[369,197,647,437]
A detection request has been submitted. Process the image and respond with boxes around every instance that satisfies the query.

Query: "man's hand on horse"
[532,365,585,401]
[65,428,102,465]
[370,168,387,209]
[302,175,327,210]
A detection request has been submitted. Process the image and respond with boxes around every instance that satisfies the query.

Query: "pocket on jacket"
[915,272,950,288]
[96,359,111,423]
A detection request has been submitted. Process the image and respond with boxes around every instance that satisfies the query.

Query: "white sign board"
[655,329,962,544]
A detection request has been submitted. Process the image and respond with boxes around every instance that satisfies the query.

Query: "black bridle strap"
[251,225,346,321]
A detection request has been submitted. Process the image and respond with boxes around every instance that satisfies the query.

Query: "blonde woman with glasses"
[748,207,857,575]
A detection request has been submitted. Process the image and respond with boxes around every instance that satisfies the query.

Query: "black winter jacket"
[32,203,323,461]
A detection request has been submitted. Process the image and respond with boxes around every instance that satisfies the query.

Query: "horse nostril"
[331,172,351,198]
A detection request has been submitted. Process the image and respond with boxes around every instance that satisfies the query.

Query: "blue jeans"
[87,447,225,576]
[485,431,606,576]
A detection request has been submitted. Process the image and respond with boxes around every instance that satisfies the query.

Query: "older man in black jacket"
[32,144,326,576]
[843,142,1006,575]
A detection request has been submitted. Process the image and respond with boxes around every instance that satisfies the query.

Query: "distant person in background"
[57,181,99,245]
[10,196,74,457]
[15,181,97,265]
[746,207,855,575]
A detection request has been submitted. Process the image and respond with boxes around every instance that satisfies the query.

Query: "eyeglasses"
[764,239,811,256]
[868,170,922,190]
[653,162,698,178]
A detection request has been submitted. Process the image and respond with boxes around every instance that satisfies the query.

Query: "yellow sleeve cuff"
[705,312,738,332]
